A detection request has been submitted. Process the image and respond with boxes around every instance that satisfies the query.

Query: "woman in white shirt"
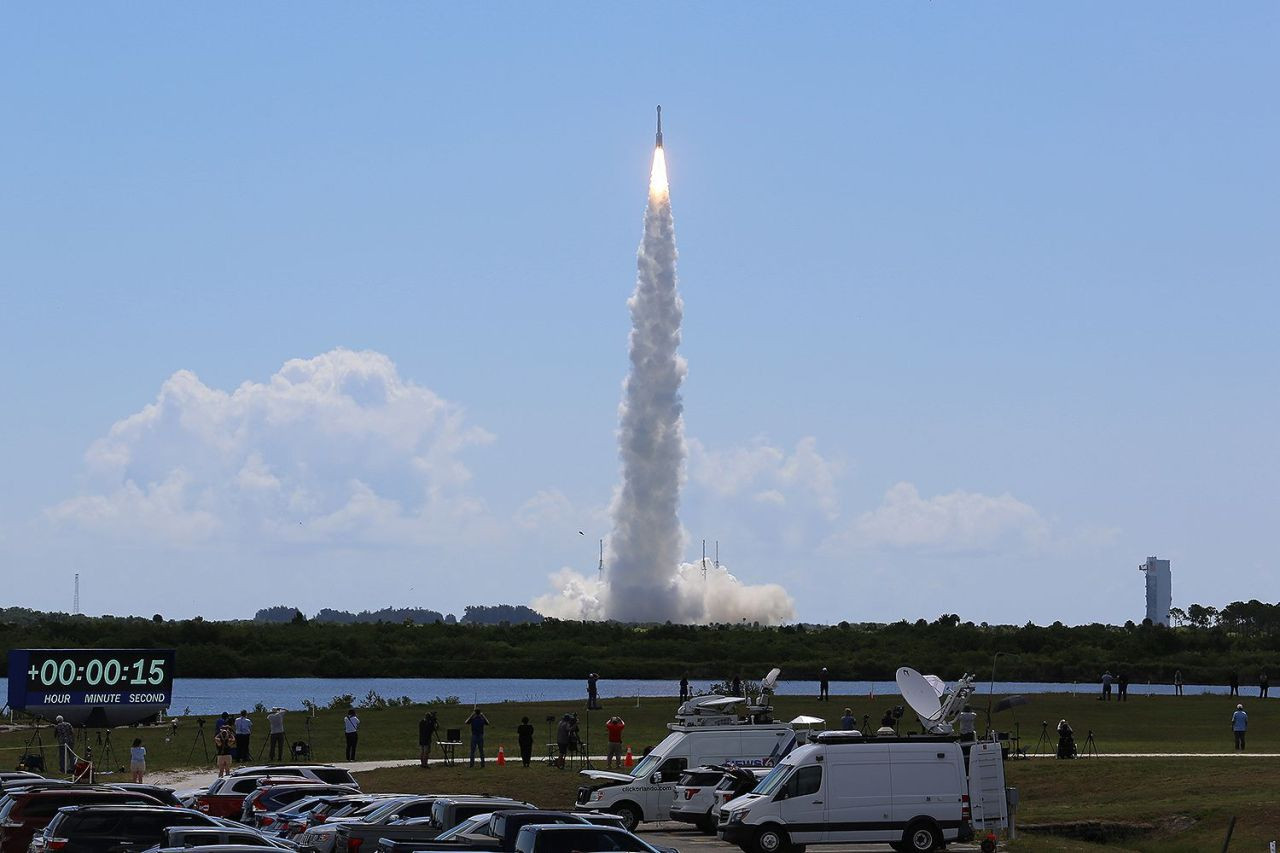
[130,738,146,782]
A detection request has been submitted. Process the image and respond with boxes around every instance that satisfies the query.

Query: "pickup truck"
[376,810,626,853]
[335,799,535,853]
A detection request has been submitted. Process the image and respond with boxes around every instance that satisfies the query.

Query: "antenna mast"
[73,573,80,615]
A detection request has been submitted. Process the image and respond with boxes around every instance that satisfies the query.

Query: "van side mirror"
[651,773,662,784]
[774,789,788,801]
[389,815,400,823]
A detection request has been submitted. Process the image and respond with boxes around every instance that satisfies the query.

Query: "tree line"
[251,604,543,626]
[1,603,1278,683]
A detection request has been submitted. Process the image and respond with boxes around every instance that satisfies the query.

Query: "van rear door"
[825,744,891,843]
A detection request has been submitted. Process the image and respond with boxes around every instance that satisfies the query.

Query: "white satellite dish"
[896,666,944,723]
[922,675,947,697]
[700,696,745,709]
[761,668,781,692]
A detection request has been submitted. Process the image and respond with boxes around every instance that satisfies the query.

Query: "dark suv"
[0,788,162,853]
[32,805,219,853]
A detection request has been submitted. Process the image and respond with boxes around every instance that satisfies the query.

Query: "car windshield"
[751,764,792,797]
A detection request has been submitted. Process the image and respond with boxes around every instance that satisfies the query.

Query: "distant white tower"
[1138,556,1171,626]
[73,573,80,615]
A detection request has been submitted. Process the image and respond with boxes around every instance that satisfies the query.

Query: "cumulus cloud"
[833,482,1049,555]
[48,349,495,547]
[688,437,841,519]
[531,560,795,625]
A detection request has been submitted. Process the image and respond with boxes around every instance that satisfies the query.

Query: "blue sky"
[1,2,1276,625]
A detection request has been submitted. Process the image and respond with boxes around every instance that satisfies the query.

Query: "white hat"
[55,715,64,722]
[1237,704,1244,710]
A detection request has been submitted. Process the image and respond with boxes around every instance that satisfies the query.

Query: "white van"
[719,733,983,853]
[576,723,797,830]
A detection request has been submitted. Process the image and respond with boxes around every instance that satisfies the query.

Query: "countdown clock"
[7,649,176,727]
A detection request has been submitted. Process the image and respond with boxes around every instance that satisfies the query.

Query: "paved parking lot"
[638,821,981,853]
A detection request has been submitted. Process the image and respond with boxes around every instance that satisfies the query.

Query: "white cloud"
[48,349,495,547]
[833,482,1050,555]
[688,436,842,518]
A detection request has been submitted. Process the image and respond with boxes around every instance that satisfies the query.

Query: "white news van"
[576,697,797,830]
[719,731,1003,853]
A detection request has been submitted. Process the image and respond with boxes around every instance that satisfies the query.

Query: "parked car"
[708,769,769,827]
[378,810,628,853]
[139,823,297,853]
[0,776,42,787]
[195,778,309,819]
[243,787,359,827]
[109,787,185,809]
[0,787,163,853]
[511,825,675,853]
[229,769,357,789]
[333,797,536,853]
[669,766,732,833]
[275,798,399,841]
[31,804,219,853]
[296,797,430,853]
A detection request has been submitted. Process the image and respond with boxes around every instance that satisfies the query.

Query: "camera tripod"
[1081,729,1098,758]
[95,729,119,772]
[21,719,47,771]
[1032,721,1053,757]
[188,719,210,764]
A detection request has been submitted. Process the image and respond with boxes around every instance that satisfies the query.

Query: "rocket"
[655,105,663,148]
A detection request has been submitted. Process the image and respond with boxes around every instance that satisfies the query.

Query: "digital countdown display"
[7,649,175,726]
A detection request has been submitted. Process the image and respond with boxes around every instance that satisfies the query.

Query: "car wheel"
[754,825,789,853]
[903,820,942,852]
[697,815,717,835]
[611,802,641,832]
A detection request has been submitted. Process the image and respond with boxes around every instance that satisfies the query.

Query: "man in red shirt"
[605,715,626,768]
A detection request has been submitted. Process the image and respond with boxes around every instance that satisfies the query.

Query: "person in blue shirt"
[1232,704,1248,750]
[466,707,490,767]
[840,708,856,730]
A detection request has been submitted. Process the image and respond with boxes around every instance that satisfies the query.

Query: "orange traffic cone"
[624,746,634,768]
[496,745,506,766]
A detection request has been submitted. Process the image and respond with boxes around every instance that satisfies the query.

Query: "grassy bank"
[3,693,1274,774]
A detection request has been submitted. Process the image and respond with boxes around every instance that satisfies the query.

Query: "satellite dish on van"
[760,668,781,692]
[896,667,944,723]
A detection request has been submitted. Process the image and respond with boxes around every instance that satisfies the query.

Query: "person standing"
[267,708,286,762]
[957,705,978,743]
[234,711,252,761]
[731,675,742,696]
[679,676,690,703]
[1229,670,1240,696]
[344,709,360,761]
[419,711,438,767]
[1100,670,1113,701]
[1173,670,1184,696]
[1260,671,1269,698]
[516,717,535,768]
[465,707,489,768]
[840,708,855,730]
[587,673,600,710]
[1117,672,1129,702]
[213,723,236,777]
[1056,719,1075,759]
[129,738,146,783]
[53,715,75,773]
[605,716,626,769]
[555,714,574,769]
[819,668,830,701]
[1232,703,1248,750]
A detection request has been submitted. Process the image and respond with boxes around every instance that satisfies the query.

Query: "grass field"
[4,691,1266,770]
[4,693,1278,850]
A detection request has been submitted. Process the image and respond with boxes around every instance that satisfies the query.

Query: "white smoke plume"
[534,561,795,625]
[604,146,688,622]
[534,140,796,625]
